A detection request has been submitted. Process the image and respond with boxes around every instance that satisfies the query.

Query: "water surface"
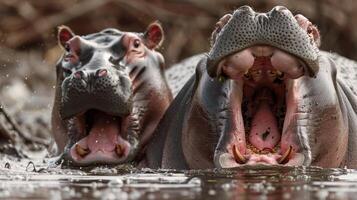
[0,156,357,200]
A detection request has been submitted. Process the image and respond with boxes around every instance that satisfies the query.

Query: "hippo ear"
[57,25,75,50]
[143,22,164,49]
[211,14,232,47]
[308,25,321,47]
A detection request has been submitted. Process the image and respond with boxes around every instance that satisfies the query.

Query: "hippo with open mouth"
[52,23,172,166]
[147,6,357,169]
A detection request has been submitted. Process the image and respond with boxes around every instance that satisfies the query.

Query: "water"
[1,156,357,200]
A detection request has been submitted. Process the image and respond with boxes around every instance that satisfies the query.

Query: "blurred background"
[0,0,356,141]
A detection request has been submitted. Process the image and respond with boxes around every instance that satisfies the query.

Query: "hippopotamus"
[147,6,357,169]
[52,22,172,166]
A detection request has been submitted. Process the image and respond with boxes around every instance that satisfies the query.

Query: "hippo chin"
[147,6,357,169]
[52,23,172,166]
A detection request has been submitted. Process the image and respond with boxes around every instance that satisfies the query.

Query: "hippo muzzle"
[60,52,133,119]
[207,6,319,78]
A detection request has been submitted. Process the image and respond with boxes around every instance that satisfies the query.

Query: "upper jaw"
[60,98,133,120]
[207,6,319,78]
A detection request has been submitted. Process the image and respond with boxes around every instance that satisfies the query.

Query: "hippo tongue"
[86,111,120,152]
[248,89,280,151]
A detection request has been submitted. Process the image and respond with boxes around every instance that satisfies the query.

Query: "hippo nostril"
[273,6,292,16]
[274,6,288,12]
[97,69,108,77]
[239,5,253,12]
[74,71,84,79]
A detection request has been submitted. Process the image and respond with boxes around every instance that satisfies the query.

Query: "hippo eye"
[133,39,141,48]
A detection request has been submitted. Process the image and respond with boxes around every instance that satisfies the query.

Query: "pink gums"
[70,111,131,163]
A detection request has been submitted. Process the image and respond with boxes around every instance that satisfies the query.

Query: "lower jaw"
[226,79,297,167]
[66,136,137,166]
[68,149,132,165]
[215,147,305,168]
[64,109,139,166]
[243,152,304,165]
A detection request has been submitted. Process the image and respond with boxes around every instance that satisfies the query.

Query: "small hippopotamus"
[52,22,172,166]
[147,6,357,169]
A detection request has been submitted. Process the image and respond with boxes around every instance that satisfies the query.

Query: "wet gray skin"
[52,23,172,167]
[147,6,357,169]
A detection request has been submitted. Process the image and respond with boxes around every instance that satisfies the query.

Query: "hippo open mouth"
[210,47,311,167]
[205,6,322,168]
[68,109,134,165]
[147,6,353,170]
[232,55,292,165]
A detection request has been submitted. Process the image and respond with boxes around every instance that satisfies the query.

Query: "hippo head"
[199,6,345,168]
[52,23,172,166]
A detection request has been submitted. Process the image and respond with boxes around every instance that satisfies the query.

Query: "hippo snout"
[60,67,133,119]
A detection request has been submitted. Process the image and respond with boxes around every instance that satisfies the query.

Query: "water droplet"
[108,178,124,187]
[208,189,216,195]
[188,177,201,186]
[315,190,329,200]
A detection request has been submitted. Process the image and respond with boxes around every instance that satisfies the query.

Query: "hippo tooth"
[115,144,124,157]
[277,145,292,164]
[75,144,90,157]
[232,145,247,164]
[244,70,251,79]
[277,71,284,80]
[267,69,283,79]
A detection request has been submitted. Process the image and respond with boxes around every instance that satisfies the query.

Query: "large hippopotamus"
[52,23,172,166]
[147,6,357,169]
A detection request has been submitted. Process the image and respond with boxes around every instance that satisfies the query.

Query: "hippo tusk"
[277,145,292,164]
[244,70,251,79]
[233,145,247,164]
[115,144,124,157]
[75,144,90,157]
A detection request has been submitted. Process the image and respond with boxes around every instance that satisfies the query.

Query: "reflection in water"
[0,157,356,199]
